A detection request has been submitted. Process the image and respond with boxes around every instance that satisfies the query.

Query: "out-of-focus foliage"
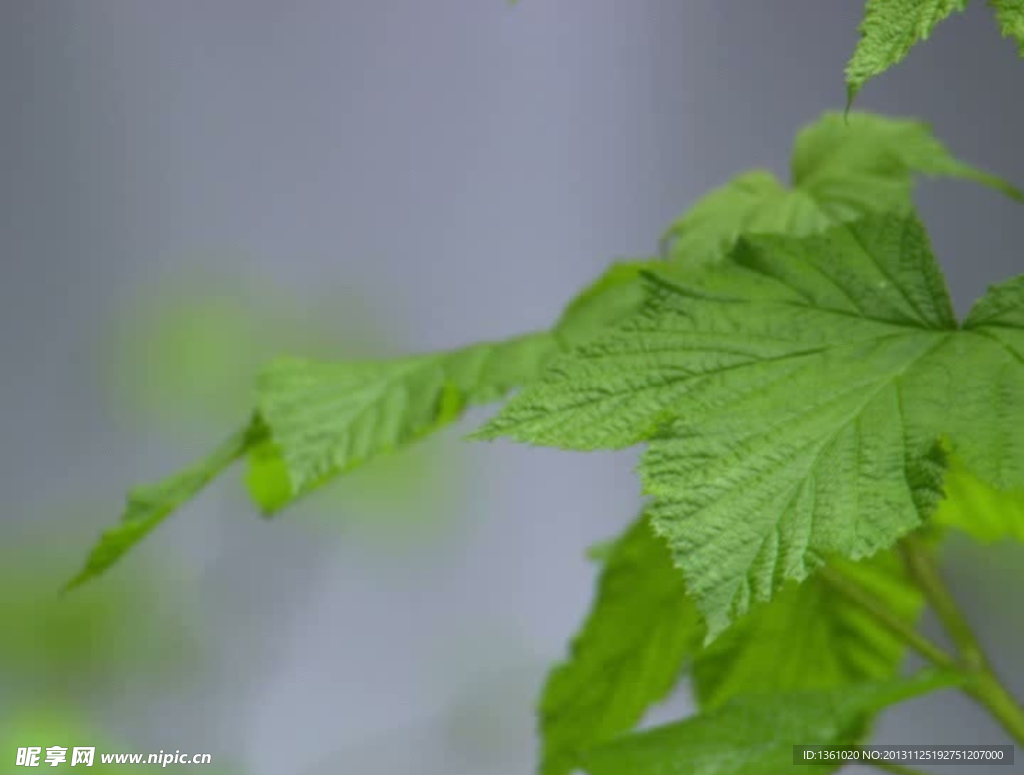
[0,709,143,774]
[0,707,244,774]
[102,269,466,539]
[296,655,543,775]
[538,515,702,775]
[1,526,199,700]
[0,514,220,772]
[934,452,1024,541]
[104,271,387,427]
[659,111,1021,266]
[582,672,961,775]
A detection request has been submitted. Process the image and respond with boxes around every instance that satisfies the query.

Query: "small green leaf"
[539,515,703,775]
[990,0,1024,54]
[661,112,1021,266]
[582,671,961,775]
[244,260,664,512]
[693,551,923,709]
[248,255,662,513]
[66,427,254,589]
[481,213,1024,638]
[75,259,659,583]
[845,0,967,103]
[791,111,1022,203]
[250,333,555,506]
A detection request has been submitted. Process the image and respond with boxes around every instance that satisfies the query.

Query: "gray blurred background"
[1,2,1022,774]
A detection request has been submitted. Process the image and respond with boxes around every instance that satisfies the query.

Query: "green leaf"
[249,260,658,513]
[75,260,658,583]
[480,213,1024,638]
[845,0,967,102]
[248,332,557,510]
[539,515,704,775]
[923,275,1024,496]
[65,428,253,589]
[934,453,1024,542]
[692,551,923,710]
[554,260,662,348]
[991,0,1024,54]
[791,111,1021,202]
[661,112,1021,266]
[582,671,960,775]
[661,171,793,267]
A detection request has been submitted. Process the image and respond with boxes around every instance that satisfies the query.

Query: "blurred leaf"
[692,550,923,710]
[661,111,1021,265]
[0,709,141,774]
[540,515,703,775]
[584,537,616,564]
[934,453,1024,542]
[0,533,199,701]
[104,271,477,543]
[582,672,961,775]
[104,272,387,429]
[991,0,1024,55]
[0,708,242,774]
[248,433,469,547]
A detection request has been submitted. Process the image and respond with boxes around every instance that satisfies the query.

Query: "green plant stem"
[816,566,956,670]
[899,533,1024,747]
[967,670,1024,747]
[898,535,986,669]
[870,762,935,775]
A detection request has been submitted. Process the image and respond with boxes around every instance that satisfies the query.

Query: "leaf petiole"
[815,565,956,671]
[821,543,1024,747]
[899,534,1024,746]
